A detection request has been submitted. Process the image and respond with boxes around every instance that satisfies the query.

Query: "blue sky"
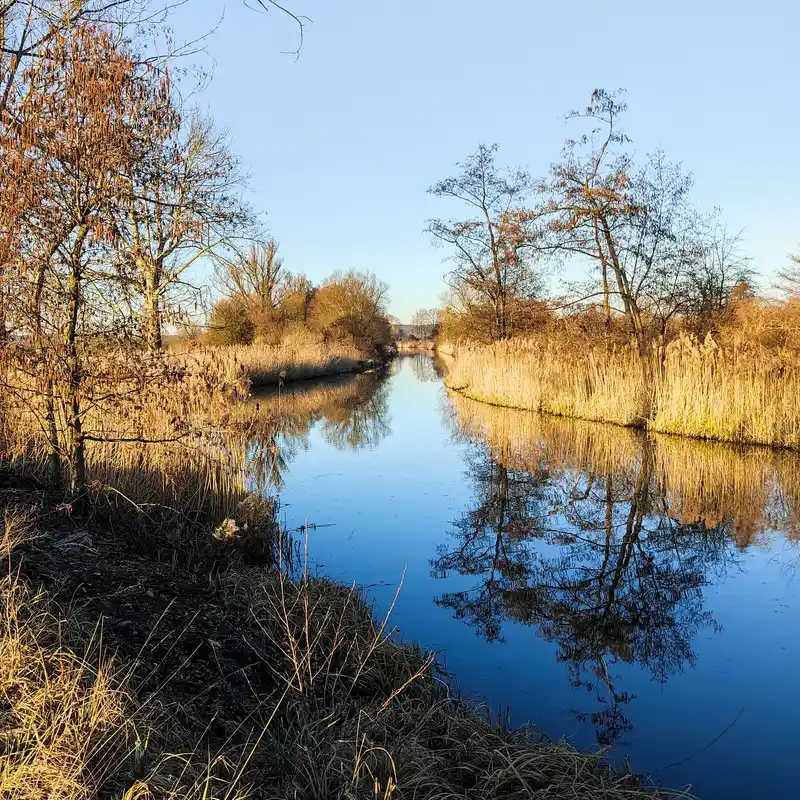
[170,0,799,321]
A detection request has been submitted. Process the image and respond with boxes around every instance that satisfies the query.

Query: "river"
[249,354,800,800]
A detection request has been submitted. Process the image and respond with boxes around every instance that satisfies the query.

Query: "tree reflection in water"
[431,394,761,745]
[405,353,448,383]
[247,371,391,492]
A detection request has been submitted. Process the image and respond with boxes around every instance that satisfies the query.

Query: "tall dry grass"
[653,336,800,447]
[446,338,646,427]
[180,332,369,387]
[445,334,800,448]
[0,503,693,800]
[0,508,131,799]
[0,349,257,521]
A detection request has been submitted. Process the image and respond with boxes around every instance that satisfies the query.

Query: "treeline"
[207,242,392,352]
[422,89,798,354]
[423,89,800,447]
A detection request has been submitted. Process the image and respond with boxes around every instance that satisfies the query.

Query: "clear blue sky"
[171,0,799,322]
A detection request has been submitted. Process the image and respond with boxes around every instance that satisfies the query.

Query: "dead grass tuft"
[0,578,132,799]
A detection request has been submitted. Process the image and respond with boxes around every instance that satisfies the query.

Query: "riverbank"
[444,337,800,449]
[184,341,390,388]
[0,470,693,799]
[396,338,437,353]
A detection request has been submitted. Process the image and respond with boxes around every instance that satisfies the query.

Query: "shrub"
[207,297,255,346]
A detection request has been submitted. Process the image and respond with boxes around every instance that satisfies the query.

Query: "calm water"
[250,355,800,800]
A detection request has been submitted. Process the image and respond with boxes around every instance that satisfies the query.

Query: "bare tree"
[311,270,390,349]
[410,308,440,339]
[427,144,542,340]
[214,237,287,313]
[1,24,170,497]
[684,223,753,331]
[544,90,750,355]
[281,273,316,325]
[119,111,249,350]
[777,253,800,297]
[542,90,641,340]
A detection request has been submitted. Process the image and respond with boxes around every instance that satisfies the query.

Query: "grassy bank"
[395,339,437,353]
[0,482,694,800]
[444,336,800,448]
[183,340,386,387]
[0,346,693,797]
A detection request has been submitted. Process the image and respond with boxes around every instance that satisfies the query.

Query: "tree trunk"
[31,253,64,486]
[141,265,163,350]
[597,215,654,421]
[593,220,612,332]
[66,227,88,503]
[44,382,61,488]
[143,284,163,350]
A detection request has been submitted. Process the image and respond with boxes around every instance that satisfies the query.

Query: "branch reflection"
[247,371,391,491]
[432,393,800,744]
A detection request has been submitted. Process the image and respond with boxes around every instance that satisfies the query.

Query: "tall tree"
[427,144,541,340]
[1,23,167,496]
[120,111,249,350]
[542,90,641,340]
[410,307,440,339]
[311,270,390,349]
[214,237,287,314]
[544,90,749,362]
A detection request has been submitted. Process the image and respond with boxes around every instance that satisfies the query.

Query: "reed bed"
[653,337,800,447]
[396,339,437,352]
[0,349,257,522]
[446,334,800,448]
[445,338,646,427]
[187,340,369,387]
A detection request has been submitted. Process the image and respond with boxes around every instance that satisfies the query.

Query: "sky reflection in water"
[250,356,800,800]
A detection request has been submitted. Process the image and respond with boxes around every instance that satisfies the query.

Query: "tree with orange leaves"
[0,23,174,497]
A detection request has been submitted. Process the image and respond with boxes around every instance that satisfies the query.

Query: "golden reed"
[445,335,800,448]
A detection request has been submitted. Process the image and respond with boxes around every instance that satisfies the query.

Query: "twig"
[657,707,745,771]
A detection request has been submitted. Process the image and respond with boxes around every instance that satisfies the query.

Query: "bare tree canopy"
[214,237,287,312]
[427,144,543,341]
[119,110,250,349]
[543,89,753,351]
[410,308,440,339]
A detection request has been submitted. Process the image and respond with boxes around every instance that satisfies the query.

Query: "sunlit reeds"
[0,349,255,520]
[0,511,131,799]
[445,337,646,427]
[396,339,437,352]
[446,334,800,448]
[185,338,368,387]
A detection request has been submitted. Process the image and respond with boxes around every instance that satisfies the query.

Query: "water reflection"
[261,357,800,798]
[434,393,800,745]
[247,371,391,491]
[400,353,448,383]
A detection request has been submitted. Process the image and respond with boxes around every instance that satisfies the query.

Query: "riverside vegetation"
[0,2,791,796]
[0,370,700,799]
[424,90,800,449]
[444,324,800,448]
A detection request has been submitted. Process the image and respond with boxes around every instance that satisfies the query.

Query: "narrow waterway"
[250,355,800,800]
